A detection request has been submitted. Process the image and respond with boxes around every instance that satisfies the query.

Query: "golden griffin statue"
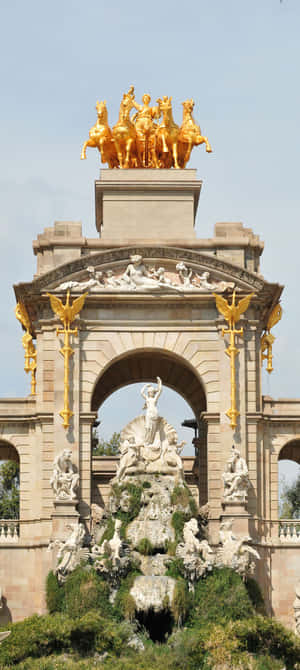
[81,86,212,169]
[214,291,254,430]
[47,291,88,430]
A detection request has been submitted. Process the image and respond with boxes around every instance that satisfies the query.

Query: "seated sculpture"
[50,449,79,501]
[222,445,250,503]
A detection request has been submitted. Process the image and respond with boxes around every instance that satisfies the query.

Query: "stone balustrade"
[0,519,19,543]
[278,519,300,542]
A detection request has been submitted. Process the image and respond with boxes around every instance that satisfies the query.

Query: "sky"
[0,1,300,480]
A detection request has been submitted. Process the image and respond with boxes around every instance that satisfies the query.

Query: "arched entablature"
[90,348,206,418]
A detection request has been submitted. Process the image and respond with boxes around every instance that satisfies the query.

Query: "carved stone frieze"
[15,246,266,300]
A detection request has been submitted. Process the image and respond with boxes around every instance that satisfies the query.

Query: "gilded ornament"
[261,303,282,373]
[214,291,254,430]
[47,291,88,429]
[81,87,212,169]
[15,302,37,395]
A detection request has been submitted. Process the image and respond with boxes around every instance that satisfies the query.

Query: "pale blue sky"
[1,1,300,477]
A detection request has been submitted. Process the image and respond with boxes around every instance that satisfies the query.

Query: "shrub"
[46,571,64,614]
[0,610,133,667]
[187,568,255,628]
[113,569,140,621]
[232,615,300,669]
[63,566,112,619]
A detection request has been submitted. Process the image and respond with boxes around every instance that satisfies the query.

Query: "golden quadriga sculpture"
[81,86,212,169]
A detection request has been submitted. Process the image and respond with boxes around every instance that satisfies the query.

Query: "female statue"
[141,376,162,445]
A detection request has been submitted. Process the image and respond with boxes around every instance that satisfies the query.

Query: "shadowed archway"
[91,349,206,417]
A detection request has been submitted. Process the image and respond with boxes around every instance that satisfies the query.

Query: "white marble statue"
[50,449,79,501]
[216,519,260,577]
[222,446,250,503]
[176,262,193,287]
[115,436,141,481]
[176,518,214,589]
[141,377,162,445]
[54,522,88,583]
[113,381,186,479]
[294,581,300,636]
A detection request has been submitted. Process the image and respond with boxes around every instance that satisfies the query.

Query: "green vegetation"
[171,483,198,517]
[92,431,121,456]
[280,472,300,519]
[136,537,155,555]
[2,566,300,669]
[0,460,19,519]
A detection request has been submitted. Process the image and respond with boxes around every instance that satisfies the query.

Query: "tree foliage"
[0,460,20,519]
[92,431,121,456]
[279,472,300,519]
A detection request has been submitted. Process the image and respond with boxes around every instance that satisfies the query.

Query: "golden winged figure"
[266,303,282,331]
[46,291,88,329]
[15,302,31,332]
[213,291,255,328]
[261,302,282,374]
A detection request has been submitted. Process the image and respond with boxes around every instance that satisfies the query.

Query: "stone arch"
[0,440,20,464]
[278,438,300,464]
[90,348,206,418]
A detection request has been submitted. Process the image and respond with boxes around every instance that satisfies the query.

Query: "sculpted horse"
[80,100,118,167]
[177,99,212,168]
[155,96,179,169]
[112,86,137,168]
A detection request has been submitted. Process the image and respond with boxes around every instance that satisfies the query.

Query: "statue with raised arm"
[141,377,162,445]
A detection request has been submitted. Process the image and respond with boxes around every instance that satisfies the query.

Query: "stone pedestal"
[51,500,79,541]
[221,501,250,536]
[95,168,202,239]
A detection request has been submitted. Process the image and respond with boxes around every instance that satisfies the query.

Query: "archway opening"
[0,442,20,523]
[278,440,300,519]
[90,350,207,509]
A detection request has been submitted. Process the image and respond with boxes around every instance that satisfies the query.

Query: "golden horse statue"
[155,96,180,169]
[80,101,118,167]
[131,94,161,168]
[177,99,212,168]
[112,86,137,168]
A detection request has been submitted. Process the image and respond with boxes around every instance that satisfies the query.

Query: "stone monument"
[0,88,298,633]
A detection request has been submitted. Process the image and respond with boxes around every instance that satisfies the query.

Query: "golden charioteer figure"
[81,86,212,169]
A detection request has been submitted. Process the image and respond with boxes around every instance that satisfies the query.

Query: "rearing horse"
[177,99,212,168]
[80,100,118,168]
[155,96,180,169]
[112,86,137,169]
